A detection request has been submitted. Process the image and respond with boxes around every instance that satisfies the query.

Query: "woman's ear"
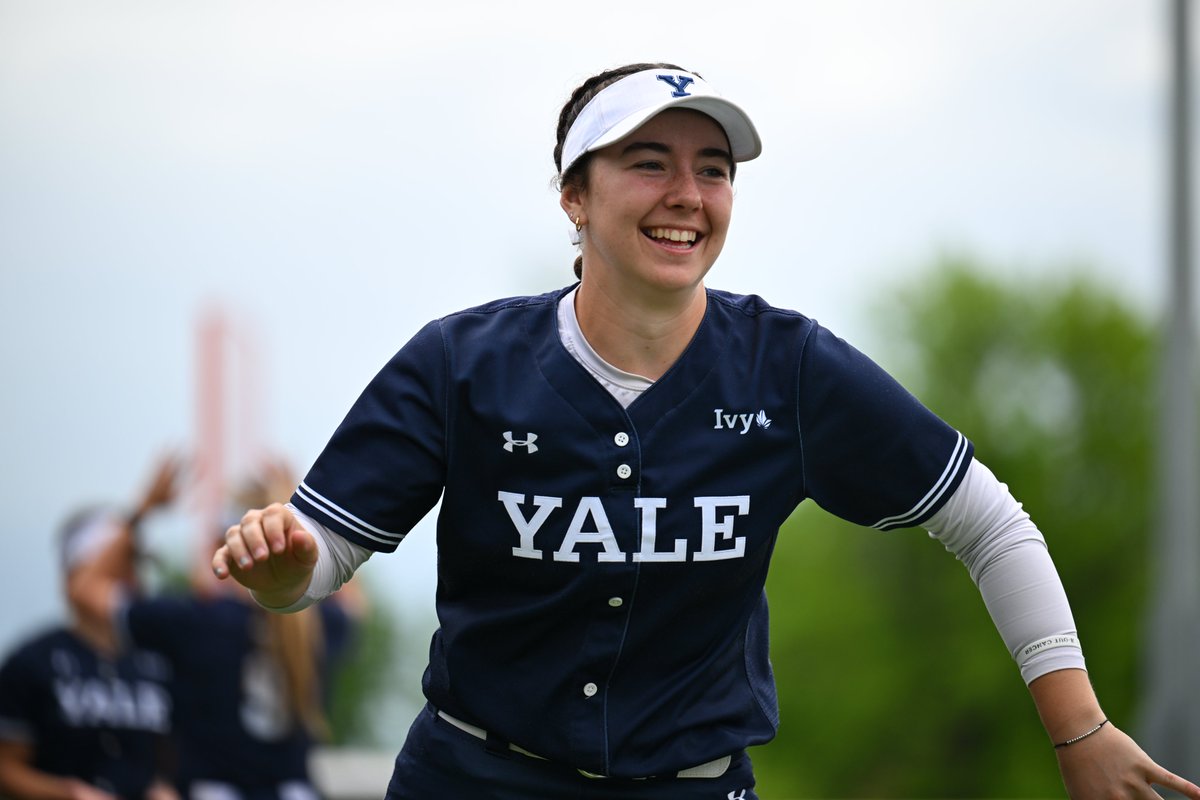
[560,183,584,227]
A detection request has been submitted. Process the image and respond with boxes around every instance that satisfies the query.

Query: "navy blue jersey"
[0,627,172,799]
[292,286,972,778]
[122,595,350,795]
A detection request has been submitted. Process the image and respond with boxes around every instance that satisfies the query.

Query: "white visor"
[61,510,122,573]
[559,68,762,179]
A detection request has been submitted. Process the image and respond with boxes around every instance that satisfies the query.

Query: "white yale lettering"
[54,677,171,731]
[497,492,749,562]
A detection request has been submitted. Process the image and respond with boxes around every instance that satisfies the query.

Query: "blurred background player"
[71,454,366,800]
[0,466,178,800]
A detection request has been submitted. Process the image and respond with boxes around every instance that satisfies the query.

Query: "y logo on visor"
[657,74,694,97]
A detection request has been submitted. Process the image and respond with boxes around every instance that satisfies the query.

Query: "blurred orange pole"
[195,306,227,546]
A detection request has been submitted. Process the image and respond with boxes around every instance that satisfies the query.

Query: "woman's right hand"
[212,503,318,608]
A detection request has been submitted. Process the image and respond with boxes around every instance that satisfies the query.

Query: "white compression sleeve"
[250,503,372,613]
[924,458,1086,684]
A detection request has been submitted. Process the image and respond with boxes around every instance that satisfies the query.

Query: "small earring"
[575,216,583,232]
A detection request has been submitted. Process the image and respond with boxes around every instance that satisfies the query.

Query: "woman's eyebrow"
[700,146,735,167]
[620,140,670,157]
[620,141,734,167]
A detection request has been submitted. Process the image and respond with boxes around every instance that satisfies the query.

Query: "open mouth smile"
[643,227,700,250]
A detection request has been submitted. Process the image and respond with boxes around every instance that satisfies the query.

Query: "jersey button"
[616,464,632,479]
[583,682,598,697]
[607,597,623,608]
[614,432,630,447]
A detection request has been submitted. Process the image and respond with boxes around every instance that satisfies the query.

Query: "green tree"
[324,579,435,749]
[326,584,401,746]
[753,257,1158,798]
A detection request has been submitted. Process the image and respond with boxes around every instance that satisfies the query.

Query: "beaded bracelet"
[1054,719,1109,749]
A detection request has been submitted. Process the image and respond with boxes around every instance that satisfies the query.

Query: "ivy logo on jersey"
[657,74,695,97]
[503,431,539,453]
[713,409,772,434]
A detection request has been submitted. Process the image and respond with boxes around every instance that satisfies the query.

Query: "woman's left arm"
[1029,668,1200,799]
[926,460,1200,799]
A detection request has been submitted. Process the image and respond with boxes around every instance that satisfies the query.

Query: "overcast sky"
[1,1,1193,679]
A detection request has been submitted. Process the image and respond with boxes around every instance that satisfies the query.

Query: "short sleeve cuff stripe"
[294,482,406,548]
[871,432,970,530]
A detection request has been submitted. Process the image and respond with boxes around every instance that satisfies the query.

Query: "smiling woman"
[552,62,758,282]
[210,62,1200,800]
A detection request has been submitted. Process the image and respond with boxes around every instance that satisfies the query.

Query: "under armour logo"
[503,431,538,453]
[657,74,694,97]
[728,791,748,800]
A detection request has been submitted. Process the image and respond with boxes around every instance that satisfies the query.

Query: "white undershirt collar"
[557,287,654,408]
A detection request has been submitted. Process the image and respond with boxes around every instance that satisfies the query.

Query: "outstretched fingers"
[1153,766,1200,800]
